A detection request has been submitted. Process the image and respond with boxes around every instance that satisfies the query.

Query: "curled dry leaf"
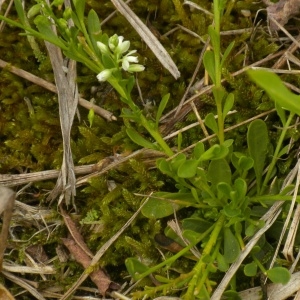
[264,0,300,30]
[61,238,112,296]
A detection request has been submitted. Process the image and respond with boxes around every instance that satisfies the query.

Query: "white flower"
[122,55,139,71]
[96,69,112,82]
[114,36,130,54]
[96,41,110,55]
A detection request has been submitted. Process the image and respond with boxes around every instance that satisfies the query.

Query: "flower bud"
[126,64,145,73]
[96,41,110,55]
[108,34,119,51]
[96,69,112,82]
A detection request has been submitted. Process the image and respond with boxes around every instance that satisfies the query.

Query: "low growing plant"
[2,0,300,299]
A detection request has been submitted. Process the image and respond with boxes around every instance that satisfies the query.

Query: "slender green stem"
[261,112,295,194]
[213,0,221,88]
[184,214,226,299]
[195,239,221,295]
[141,115,174,156]
[252,255,267,274]
[216,100,224,144]
[135,226,214,281]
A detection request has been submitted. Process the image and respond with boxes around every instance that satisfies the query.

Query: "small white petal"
[116,40,130,54]
[96,69,112,82]
[122,59,130,71]
[126,55,139,63]
[127,50,137,56]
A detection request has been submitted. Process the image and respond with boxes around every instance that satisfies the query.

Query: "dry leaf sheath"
[0,186,15,271]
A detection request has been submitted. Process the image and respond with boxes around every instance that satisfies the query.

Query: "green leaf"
[27,3,42,19]
[208,25,220,57]
[14,0,26,24]
[223,204,241,217]
[34,15,66,49]
[223,93,234,118]
[87,108,94,127]
[70,11,82,31]
[266,267,291,284]
[247,119,269,193]
[177,159,199,178]
[170,153,186,172]
[217,182,232,198]
[182,229,203,244]
[224,227,241,263]
[126,128,157,150]
[212,86,226,104]
[234,178,247,200]
[141,193,181,218]
[125,257,149,280]
[72,0,85,22]
[157,158,173,177]
[275,102,286,125]
[182,217,213,233]
[177,131,182,151]
[203,50,216,84]
[207,158,231,186]
[156,93,170,128]
[121,108,141,122]
[221,41,235,68]
[217,252,229,272]
[205,113,218,135]
[193,142,205,159]
[222,290,241,300]
[248,70,300,115]
[238,156,254,172]
[244,262,257,277]
[200,144,229,161]
[102,53,116,69]
[87,9,102,54]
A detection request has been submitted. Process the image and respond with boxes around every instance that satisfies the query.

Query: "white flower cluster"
[96,34,145,82]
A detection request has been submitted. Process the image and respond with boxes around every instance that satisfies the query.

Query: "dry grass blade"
[110,0,180,79]
[0,186,15,270]
[238,271,300,300]
[44,38,78,206]
[0,163,113,187]
[2,263,55,275]
[282,161,300,261]
[2,271,46,300]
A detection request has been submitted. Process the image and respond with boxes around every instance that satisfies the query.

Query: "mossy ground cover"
[0,0,300,299]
